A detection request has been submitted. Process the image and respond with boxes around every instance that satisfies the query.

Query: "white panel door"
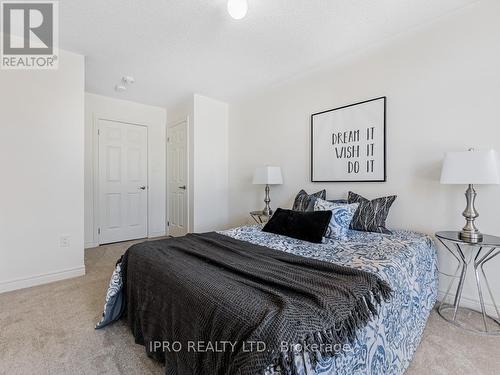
[98,120,148,244]
[167,122,188,237]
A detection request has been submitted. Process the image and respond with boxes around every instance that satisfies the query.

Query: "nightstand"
[435,231,500,335]
[250,211,271,224]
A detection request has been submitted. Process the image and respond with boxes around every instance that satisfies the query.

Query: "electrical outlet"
[60,236,70,248]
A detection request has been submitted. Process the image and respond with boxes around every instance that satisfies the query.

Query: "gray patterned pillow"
[348,191,396,234]
[292,189,326,212]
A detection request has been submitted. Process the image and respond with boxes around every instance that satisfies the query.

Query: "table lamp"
[440,149,500,242]
[253,166,283,216]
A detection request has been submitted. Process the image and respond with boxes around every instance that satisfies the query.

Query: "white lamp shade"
[253,166,283,185]
[440,149,500,185]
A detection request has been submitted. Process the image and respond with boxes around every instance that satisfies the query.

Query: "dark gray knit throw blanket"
[121,232,392,375]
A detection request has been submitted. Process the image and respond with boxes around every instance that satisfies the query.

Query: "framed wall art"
[311,96,386,182]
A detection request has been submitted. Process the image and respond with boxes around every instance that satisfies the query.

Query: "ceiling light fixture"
[114,75,134,92]
[227,0,248,20]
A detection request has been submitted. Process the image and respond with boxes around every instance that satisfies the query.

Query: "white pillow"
[314,198,359,239]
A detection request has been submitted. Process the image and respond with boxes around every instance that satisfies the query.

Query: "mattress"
[219,225,438,375]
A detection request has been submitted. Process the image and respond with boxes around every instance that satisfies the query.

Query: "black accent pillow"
[292,189,326,212]
[263,208,332,243]
[348,192,396,234]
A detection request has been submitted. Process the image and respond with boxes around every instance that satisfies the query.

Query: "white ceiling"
[60,0,476,108]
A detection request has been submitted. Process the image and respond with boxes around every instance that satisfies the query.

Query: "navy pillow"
[263,208,332,243]
[328,199,348,204]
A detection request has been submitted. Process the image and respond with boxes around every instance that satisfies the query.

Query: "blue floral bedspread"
[219,225,438,375]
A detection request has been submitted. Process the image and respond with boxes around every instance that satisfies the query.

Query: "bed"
[221,226,438,375]
[97,225,438,375]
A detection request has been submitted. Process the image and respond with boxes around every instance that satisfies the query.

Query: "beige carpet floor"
[1,239,499,375]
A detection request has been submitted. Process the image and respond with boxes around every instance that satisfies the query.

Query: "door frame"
[167,118,190,236]
[92,114,150,245]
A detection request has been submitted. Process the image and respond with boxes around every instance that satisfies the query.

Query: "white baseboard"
[85,231,166,248]
[0,266,86,294]
[85,241,98,249]
[437,290,498,317]
[148,231,166,239]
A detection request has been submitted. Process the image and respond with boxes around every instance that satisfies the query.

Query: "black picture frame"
[310,96,387,183]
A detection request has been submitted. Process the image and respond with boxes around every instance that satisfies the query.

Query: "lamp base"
[262,184,273,217]
[262,207,273,217]
[460,184,482,243]
[459,230,483,243]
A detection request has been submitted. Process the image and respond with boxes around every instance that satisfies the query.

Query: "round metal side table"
[250,211,272,224]
[435,231,500,335]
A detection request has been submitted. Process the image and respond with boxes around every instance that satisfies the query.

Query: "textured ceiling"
[60,0,476,108]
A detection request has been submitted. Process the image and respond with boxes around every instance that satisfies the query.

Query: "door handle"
[139,186,146,190]
[178,185,186,190]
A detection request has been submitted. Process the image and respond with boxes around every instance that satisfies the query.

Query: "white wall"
[0,50,85,293]
[193,95,229,232]
[84,93,167,247]
[228,1,500,309]
[168,94,229,233]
